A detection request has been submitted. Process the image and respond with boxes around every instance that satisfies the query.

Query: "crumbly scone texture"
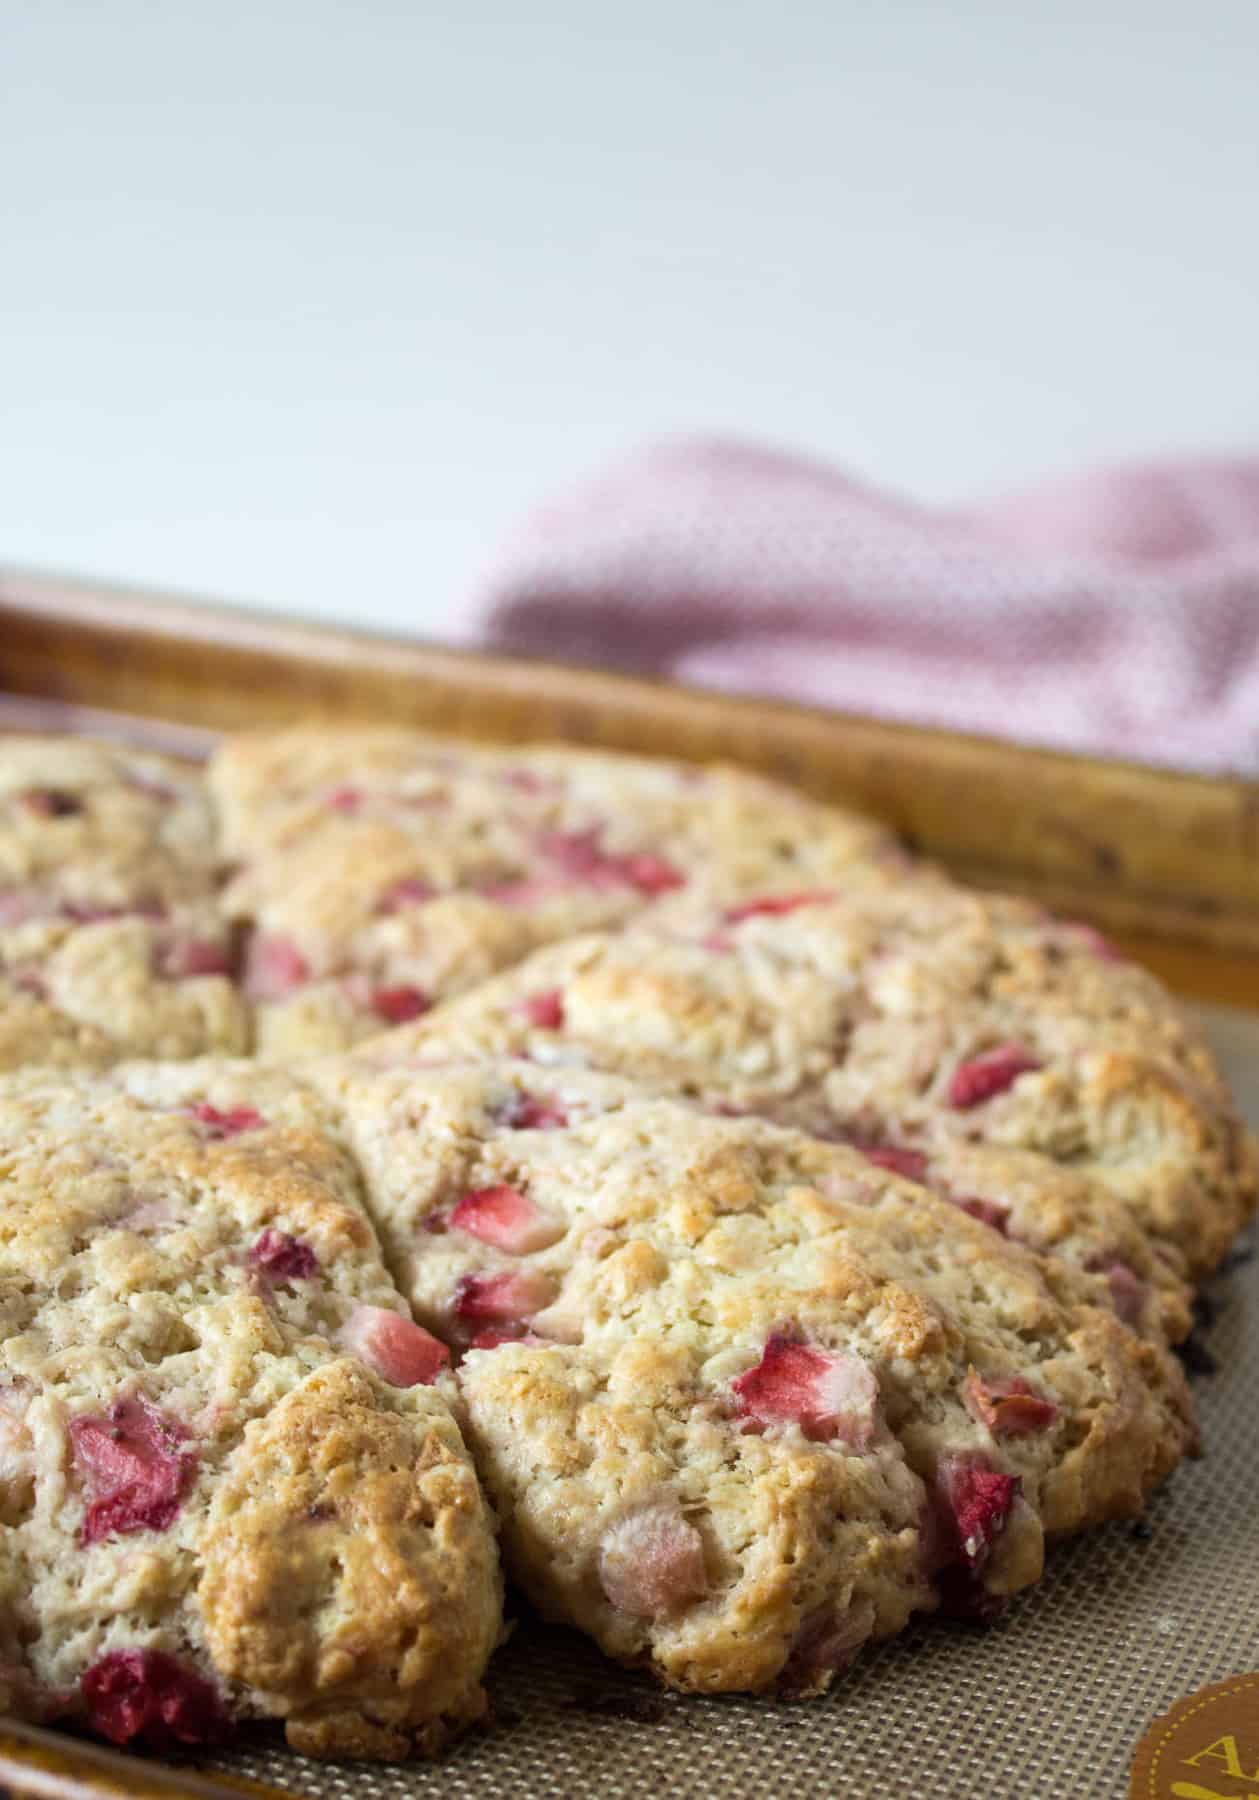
[372,881,1256,1295]
[207,727,899,1057]
[0,740,246,1069]
[0,1061,502,1757]
[311,1055,1195,1695]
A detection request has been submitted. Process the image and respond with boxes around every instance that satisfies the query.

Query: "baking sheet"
[152,1004,1257,1800]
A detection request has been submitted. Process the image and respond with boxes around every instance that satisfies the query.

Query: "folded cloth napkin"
[467,438,1259,775]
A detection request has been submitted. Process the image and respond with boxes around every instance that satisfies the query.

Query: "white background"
[4,1,1257,638]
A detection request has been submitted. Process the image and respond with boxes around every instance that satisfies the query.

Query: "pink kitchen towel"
[467,439,1259,775]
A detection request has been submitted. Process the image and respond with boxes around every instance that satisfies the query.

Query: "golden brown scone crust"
[0,739,245,1069]
[0,1061,501,1754]
[312,1055,1195,1694]
[199,1360,500,1758]
[208,728,897,1056]
[371,881,1255,1297]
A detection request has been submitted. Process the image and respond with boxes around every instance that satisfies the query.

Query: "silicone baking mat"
[155,1004,1256,1800]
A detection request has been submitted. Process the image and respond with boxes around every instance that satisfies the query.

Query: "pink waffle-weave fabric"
[467,439,1259,775]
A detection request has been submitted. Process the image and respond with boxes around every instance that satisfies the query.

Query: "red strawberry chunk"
[160,937,233,980]
[505,1092,569,1131]
[70,1397,196,1543]
[378,876,438,913]
[341,1305,451,1386]
[370,984,431,1024]
[326,785,363,813]
[860,1144,928,1183]
[952,1193,1011,1235]
[451,1184,565,1254]
[244,932,310,1000]
[468,1324,546,1350]
[619,851,685,895]
[732,1334,879,1446]
[189,1102,264,1139]
[724,889,837,924]
[598,1503,708,1617]
[934,1452,1021,1572]
[515,987,565,1029]
[1090,1257,1146,1326]
[21,788,82,819]
[80,1650,232,1748]
[963,1370,1059,1437]
[249,1228,319,1281]
[536,827,685,895]
[948,1044,1043,1109]
[454,1268,556,1325]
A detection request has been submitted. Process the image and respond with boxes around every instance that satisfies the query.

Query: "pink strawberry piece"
[1090,1257,1146,1326]
[963,1371,1059,1436]
[732,1333,879,1446]
[377,876,438,913]
[62,898,165,925]
[451,1184,565,1254]
[468,1324,545,1350]
[515,987,565,1030]
[477,874,565,907]
[952,1193,1011,1235]
[619,851,685,895]
[189,1102,264,1139]
[70,1396,196,1544]
[780,1600,875,1692]
[1065,920,1121,962]
[244,932,310,1000]
[934,1452,1021,1572]
[341,1305,451,1386]
[505,1092,569,1131]
[948,1044,1043,1109]
[0,891,39,928]
[454,1268,555,1325]
[537,827,685,895]
[160,937,233,980]
[724,889,836,924]
[598,1503,709,1617]
[326,785,362,813]
[80,1650,232,1748]
[249,1229,318,1281]
[370,984,431,1024]
[10,966,46,997]
[860,1144,928,1183]
[21,788,82,819]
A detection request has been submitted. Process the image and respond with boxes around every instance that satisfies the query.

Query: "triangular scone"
[0,740,246,1071]
[313,1056,1194,1696]
[0,1062,501,1758]
[207,728,898,1057]
[362,881,1256,1318]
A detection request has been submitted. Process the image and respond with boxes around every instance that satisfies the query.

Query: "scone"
[312,1055,1195,1695]
[0,739,246,1070]
[365,883,1256,1308]
[0,1061,502,1757]
[207,728,897,1057]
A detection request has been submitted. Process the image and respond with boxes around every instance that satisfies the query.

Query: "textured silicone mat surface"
[158,1004,1258,1800]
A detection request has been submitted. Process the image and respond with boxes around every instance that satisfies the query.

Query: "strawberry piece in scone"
[340,1304,451,1387]
[598,1502,709,1617]
[70,1396,197,1544]
[188,1102,264,1139]
[453,1268,556,1327]
[243,932,311,1000]
[249,1229,319,1281]
[81,1649,233,1748]
[963,1371,1059,1437]
[450,1185,566,1254]
[947,1044,1043,1109]
[732,1333,880,1447]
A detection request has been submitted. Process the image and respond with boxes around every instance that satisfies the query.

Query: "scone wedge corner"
[0,1061,502,1759]
[313,1054,1196,1698]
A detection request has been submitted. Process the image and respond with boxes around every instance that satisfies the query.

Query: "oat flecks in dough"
[0,1061,501,1756]
[314,1055,1195,1696]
